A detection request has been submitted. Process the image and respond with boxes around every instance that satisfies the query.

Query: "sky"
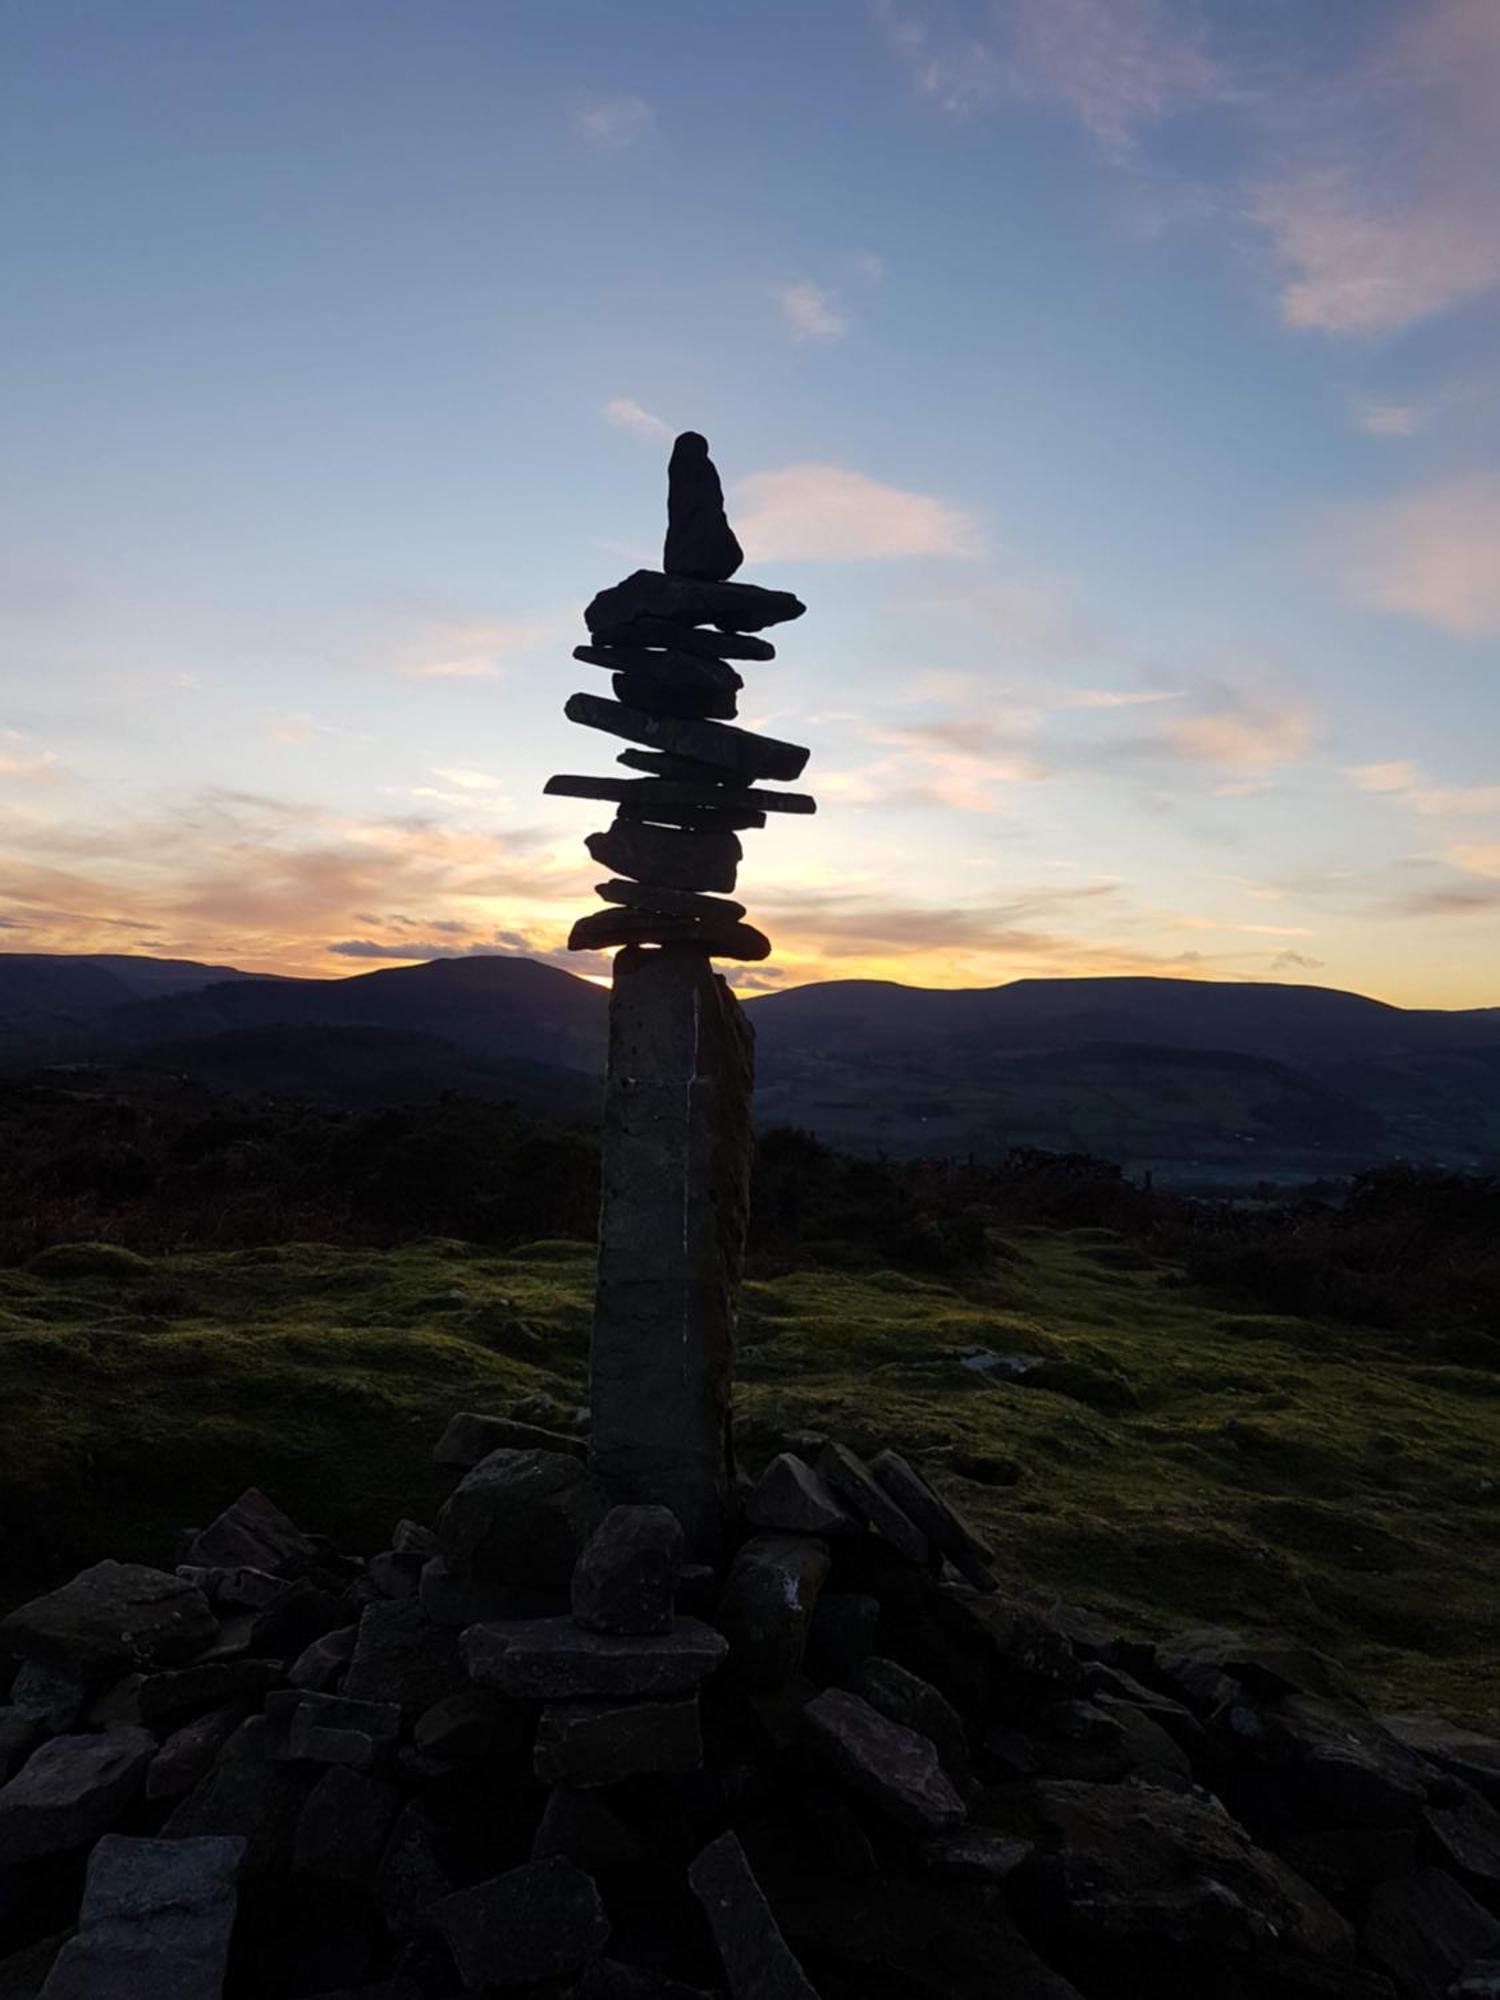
[3,0,1499,1007]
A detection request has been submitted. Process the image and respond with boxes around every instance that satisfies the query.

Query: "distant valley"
[3,951,1497,1188]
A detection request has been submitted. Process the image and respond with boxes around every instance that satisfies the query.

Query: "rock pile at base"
[547,431,814,964]
[1,1435,1498,1997]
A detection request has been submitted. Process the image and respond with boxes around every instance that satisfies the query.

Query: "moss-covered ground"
[2,1229,1496,1727]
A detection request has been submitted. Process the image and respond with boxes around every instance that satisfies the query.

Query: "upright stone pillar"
[589,945,754,1558]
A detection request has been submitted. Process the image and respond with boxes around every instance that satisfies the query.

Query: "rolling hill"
[2,952,1497,1184]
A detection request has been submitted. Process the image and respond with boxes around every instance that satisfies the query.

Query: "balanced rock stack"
[547,432,814,964]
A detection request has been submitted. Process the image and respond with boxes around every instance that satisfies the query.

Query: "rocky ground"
[1,1407,1499,1999]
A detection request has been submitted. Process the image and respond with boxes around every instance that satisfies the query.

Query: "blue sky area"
[3,0,1498,1002]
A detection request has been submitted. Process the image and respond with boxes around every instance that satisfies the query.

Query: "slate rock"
[598,617,775,661]
[870,1449,995,1590]
[586,819,741,894]
[1385,1713,1500,1809]
[340,1599,466,1716]
[531,1785,669,1906]
[555,774,811,816]
[416,1686,534,1762]
[1278,1826,1420,1904]
[571,1961,714,1999]
[145,1702,247,1801]
[802,1687,966,1837]
[585,569,804,639]
[664,431,744,581]
[7,1665,87,1736]
[572,1506,685,1636]
[597,878,748,922]
[248,1576,348,1659]
[1363,1867,1500,1999]
[577,643,744,695]
[534,1695,702,1788]
[163,1714,313,1872]
[295,1766,403,1886]
[438,1447,607,1590]
[688,1831,819,2000]
[1154,1628,1352,1711]
[184,1486,319,1576]
[856,1656,971,1787]
[1422,1784,1500,1904]
[1216,1692,1432,1832]
[464,1615,728,1700]
[612,672,739,721]
[614,798,767,834]
[746,1455,857,1540]
[0,1932,68,2000]
[567,691,809,784]
[715,1534,832,1689]
[123,1654,281,1726]
[288,1623,359,1691]
[0,1728,155,1861]
[434,1855,610,1989]
[0,1710,42,1785]
[815,1443,928,1565]
[803,1592,881,1688]
[435,1411,587,1469]
[419,1557,528,1630]
[38,1833,243,2000]
[570,908,771,959]
[279,1689,402,1766]
[0,1562,216,1678]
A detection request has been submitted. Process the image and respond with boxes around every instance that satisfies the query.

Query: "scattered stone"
[572,1505,685,1636]
[0,1709,42,1784]
[802,1688,966,1837]
[597,878,748,922]
[1363,1867,1500,1999]
[145,1703,245,1801]
[804,1592,881,1687]
[664,431,744,581]
[433,1855,610,1989]
[1279,1826,1420,1904]
[37,1833,243,2000]
[288,1622,359,1691]
[0,1728,156,1862]
[688,1830,819,2000]
[531,1785,668,1905]
[552,773,814,815]
[1384,1713,1500,1808]
[118,1654,281,1726]
[341,1599,466,1714]
[716,1534,831,1689]
[572,1961,715,1999]
[746,1455,858,1539]
[922,1827,1033,1884]
[434,1411,587,1469]
[247,1576,348,1660]
[1215,1692,1432,1832]
[959,1347,1045,1378]
[419,1556,526,1629]
[438,1448,607,1590]
[1156,1628,1353,1709]
[871,1449,996,1590]
[534,1694,703,1787]
[393,1519,440,1559]
[815,1442,928,1565]
[8,1664,87,1735]
[585,569,804,639]
[163,1714,312,1872]
[466,1615,728,1700]
[586,819,741,894]
[184,1487,319,1575]
[414,1687,534,1762]
[576,641,744,692]
[567,690,810,783]
[178,1562,290,1610]
[280,1689,401,1766]
[0,1932,68,1999]
[857,1656,971,1787]
[294,1766,402,1886]
[364,1551,421,1600]
[570,908,772,960]
[599,616,776,661]
[0,1562,216,1678]
[1422,1785,1500,1902]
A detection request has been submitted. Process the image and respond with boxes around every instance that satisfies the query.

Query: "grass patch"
[3,1229,1497,1728]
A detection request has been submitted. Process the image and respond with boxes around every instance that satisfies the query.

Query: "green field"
[2,1230,1497,1727]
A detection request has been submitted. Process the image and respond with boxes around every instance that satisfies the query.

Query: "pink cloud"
[1334,475,1500,636]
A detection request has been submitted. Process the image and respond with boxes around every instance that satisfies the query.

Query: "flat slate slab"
[0,1727,156,1861]
[566,692,810,784]
[433,1855,610,1989]
[585,569,804,638]
[597,616,776,660]
[569,909,771,960]
[38,1833,244,2000]
[550,774,814,814]
[802,1688,967,1837]
[586,821,741,894]
[0,1562,217,1677]
[688,1831,820,1999]
[464,1615,728,1700]
[575,643,743,692]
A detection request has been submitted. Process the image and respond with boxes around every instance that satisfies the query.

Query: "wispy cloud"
[1167,696,1314,774]
[1333,474,1500,637]
[573,94,655,149]
[733,464,981,562]
[1348,761,1500,818]
[1352,400,1423,439]
[1447,843,1500,880]
[602,396,669,439]
[774,281,848,341]
[395,616,567,680]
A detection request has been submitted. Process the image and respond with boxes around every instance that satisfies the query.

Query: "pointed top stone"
[664,432,743,583]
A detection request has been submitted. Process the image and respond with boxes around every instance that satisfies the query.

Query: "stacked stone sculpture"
[547,431,815,964]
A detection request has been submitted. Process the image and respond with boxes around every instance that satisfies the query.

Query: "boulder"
[870,1450,995,1590]
[435,1412,587,1468]
[145,1703,247,1802]
[664,432,744,581]
[419,1556,524,1629]
[37,1834,243,2000]
[0,1563,216,1678]
[531,1785,670,1907]
[1215,1693,1432,1833]
[438,1448,606,1590]
[294,1767,402,1887]
[163,1714,313,1872]
[585,569,804,639]
[1384,1714,1500,1809]
[715,1535,831,1688]
[464,1615,727,1700]
[7,1664,87,1735]
[856,1656,971,1787]
[288,1623,359,1692]
[0,1728,155,1862]
[279,1689,401,1767]
[1153,1629,1352,1711]
[746,1455,857,1539]
[571,1506,686,1636]
[1363,1867,1500,1999]
[1422,1785,1500,1905]
[534,1695,702,1788]
[342,1600,466,1713]
[802,1688,966,1837]
[433,1855,610,1989]
[815,1443,927,1565]
[803,1592,881,1687]
[688,1831,818,2000]
[246,1577,347,1659]
[183,1487,319,1575]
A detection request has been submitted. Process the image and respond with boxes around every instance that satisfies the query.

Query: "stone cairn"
[3,1456,1500,1997]
[547,433,814,1564]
